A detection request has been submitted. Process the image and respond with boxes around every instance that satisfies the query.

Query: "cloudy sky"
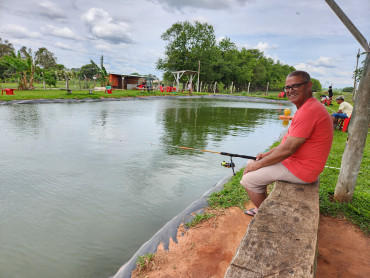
[0,0,369,88]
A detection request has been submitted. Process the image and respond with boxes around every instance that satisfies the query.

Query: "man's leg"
[241,162,311,216]
[245,188,267,209]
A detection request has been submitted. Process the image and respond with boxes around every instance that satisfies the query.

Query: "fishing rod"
[118,139,256,175]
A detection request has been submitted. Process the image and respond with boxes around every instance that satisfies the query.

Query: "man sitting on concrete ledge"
[240,70,333,216]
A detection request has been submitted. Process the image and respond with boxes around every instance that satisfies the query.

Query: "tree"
[79,62,99,79]
[0,38,15,57]
[43,70,57,89]
[157,21,220,84]
[0,47,36,90]
[90,55,110,86]
[35,47,57,69]
[311,78,322,92]
[0,38,16,79]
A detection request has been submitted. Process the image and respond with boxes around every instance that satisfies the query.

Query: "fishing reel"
[221,161,235,168]
[221,157,236,176]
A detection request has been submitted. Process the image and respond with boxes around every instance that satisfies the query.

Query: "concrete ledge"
[225,180,320,278]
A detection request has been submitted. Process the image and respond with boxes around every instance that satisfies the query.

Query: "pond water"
[0,97,294,278]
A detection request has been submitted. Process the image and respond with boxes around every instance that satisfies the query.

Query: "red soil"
[132,206,370,278]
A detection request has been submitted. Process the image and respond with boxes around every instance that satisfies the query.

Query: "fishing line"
[117,138,256,175]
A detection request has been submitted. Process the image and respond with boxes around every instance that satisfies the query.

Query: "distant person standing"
[328,86,333,98]
[327,86,333,98]
[331,96,353,128]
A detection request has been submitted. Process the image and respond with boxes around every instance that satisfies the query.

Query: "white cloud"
[43,25,80,40]
[0,24,41,38]
[54,42,72,49]
[306,56,337,68]
[294,62,327,75]
[254,42,277,52]
[148,0,252,10]
[191,15,209,24]
[239,42,278,52]
[37,1,66,20]
[265,53,280,63]
[81,8,133,44]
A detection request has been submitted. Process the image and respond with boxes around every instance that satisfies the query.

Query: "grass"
[185,212,216,228]
[0,88,210,101]
[136,253,155,270]
[319,100,369,235]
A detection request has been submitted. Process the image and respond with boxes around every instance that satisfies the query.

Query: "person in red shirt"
[241,70,333,216]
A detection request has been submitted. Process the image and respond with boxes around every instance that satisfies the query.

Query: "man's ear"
[308,81,313,91]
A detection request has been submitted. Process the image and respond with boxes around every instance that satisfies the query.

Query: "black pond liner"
[113,171,239,278]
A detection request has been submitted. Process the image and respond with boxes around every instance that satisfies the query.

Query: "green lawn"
[0,88,210,101]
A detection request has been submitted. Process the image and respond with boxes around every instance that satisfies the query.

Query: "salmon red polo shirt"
[281,98,333,182]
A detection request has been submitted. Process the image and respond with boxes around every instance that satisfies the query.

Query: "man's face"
[285,76,311,107]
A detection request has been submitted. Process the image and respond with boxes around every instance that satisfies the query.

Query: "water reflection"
[160,99,280,156]
[6,105,42,138]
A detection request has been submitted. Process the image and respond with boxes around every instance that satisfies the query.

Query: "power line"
[0,31,156,66]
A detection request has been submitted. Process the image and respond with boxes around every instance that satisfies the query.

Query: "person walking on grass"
[240,70,333,216]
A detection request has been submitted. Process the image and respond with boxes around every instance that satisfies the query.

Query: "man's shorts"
[331,113,348,119]
[240,162,310,194]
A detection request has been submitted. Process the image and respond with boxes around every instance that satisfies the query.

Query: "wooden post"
[247,82,250,95]
[265,82,269,95]
[197,60,200,92]
[42,72,46,90]
[230,82,234,94]
[200,81,203,92]
[213,81,217,94]
[65,73,69,90]
[334,52,370,202]
[353,49,360,101]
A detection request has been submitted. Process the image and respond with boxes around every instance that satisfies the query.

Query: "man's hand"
[243,160,261,175]
[256,152,268,161]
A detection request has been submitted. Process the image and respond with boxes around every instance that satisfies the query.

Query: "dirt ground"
[132,205,370,278]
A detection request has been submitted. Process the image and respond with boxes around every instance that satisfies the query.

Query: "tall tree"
[79,62,99,79]
[35,47,57,69]
[90,55,110,86]
[0,38,15,57]
[157,21,220,83]
[0,38,16,79]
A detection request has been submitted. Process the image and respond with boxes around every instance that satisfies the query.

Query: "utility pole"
[197,60,200,92]
[325,0,370,202]
[352,49,360,101]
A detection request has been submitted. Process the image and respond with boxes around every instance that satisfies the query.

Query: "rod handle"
[220,152,257,160]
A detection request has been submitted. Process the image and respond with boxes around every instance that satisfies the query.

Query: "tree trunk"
[334,52,370,202]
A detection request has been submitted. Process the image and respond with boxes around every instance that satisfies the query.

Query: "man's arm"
[243,136,306,175]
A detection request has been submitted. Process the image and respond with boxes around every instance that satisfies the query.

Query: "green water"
[0,98,293,278]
